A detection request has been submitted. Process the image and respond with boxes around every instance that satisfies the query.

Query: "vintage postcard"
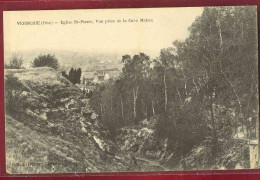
[3,6,259,174]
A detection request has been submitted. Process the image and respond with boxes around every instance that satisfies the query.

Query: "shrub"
[32,54,59,70]
[5,54,23,69]
[5,73,28,114]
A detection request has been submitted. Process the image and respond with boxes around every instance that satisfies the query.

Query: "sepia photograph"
[3,6,259,174]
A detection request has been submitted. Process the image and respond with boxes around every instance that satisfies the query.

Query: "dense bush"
[32,54,59,70]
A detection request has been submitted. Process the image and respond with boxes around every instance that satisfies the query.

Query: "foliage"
[62,68,82,85]
[5,73,29,114]
[90,6,257,165]
[5,54,23,69]
[32,54,59,70]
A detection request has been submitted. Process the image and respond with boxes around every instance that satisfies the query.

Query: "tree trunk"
[217,15,223,50]
[220,67,243,135]
[210,91,218,163]
[163,70,168,113]
[133,86,139,124]
[142,99,147,117]
[120,95,124,122]
[111,96,113,112]
[176,87,182,102]
[193,76,199,95]
[181,65,188,96]
[100,102,103,118]
[145,102,148,117]
[184,80,188,97]
[151,100,155,116]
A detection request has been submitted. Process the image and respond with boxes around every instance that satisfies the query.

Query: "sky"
[4,7,203,58]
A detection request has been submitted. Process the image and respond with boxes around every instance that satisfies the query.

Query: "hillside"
[5,6,258,174]
[115,117,250,171]
[4,67,252,173]
[5,67,137,173]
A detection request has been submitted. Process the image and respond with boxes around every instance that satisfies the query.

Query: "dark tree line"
[62,68,82,85]
[89,7,258,162]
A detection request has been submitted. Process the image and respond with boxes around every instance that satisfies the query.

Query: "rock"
[65,99,77,109]
[81,127,88,133]
[60,97,70,103]
[83,111,93,118]
[40,102,48,108]
[90,113,98,120]
[71,108,81,113]
[39,112,47,120]
[185,96,192,103]
[93,136,105,151]
[21,91,28,96]
[47,122,55,128]
[25,109,38,117]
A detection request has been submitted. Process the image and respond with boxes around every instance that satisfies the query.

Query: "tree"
[76,68,82,84]
[62,68,82,85]
[169,6,258,162]
[88,6,258,166]
[66,68,81,85]
[115,77,126,123]
[154,48,176,113]
[62,71,69,79]
[122,53,151,124]
[68,68,76,84]
[5,54,23,69]
[32,54,59,69]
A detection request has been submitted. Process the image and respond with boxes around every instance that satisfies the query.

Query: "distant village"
[72,61,122,95]
[79,69,121,93]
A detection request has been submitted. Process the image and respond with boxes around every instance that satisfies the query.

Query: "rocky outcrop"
[177,138,250,170]
[115,116,250,171]
[116,117,168,160]
[5,67,136,173]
